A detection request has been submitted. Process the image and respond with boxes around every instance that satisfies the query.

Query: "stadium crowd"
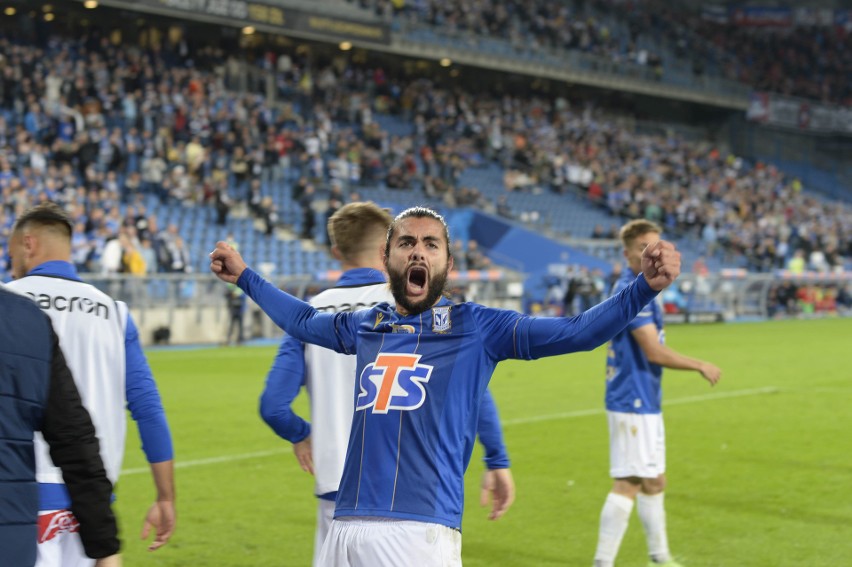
[646,1,852,105]
[768,280,852,317]
[0,23,849,284]
[373,78,851,273]
[353,0,851,104]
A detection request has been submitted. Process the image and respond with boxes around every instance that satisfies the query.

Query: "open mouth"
[407,266,428,294]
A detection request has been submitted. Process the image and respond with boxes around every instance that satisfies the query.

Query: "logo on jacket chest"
[356,353,433,413]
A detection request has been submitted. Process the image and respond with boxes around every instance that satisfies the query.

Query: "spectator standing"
[225,283,246,346]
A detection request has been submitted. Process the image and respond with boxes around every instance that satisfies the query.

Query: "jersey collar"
[336,268,386,287]
[27,261,83,282]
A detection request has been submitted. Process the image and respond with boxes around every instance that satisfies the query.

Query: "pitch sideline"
[121,387,778,476]
[503,385,779,426]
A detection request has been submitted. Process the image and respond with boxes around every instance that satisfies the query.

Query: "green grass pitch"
[115,318,851,566]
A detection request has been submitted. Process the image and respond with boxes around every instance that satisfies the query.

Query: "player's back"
[7,274,128,485]
[305,280,392,496]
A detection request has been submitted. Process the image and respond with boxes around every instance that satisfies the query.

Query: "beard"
[388,263,450,315]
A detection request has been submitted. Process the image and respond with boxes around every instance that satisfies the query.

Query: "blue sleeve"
[510,274,659,360]
[477,388,510,469]
[627,303,656,331]
[259,334,311,443]
[612,278,656,332]
[237,268,357,353]
[473,305,527,361]
[125,314,174,463]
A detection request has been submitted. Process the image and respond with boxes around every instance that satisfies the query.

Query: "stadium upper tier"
[347,0,851,106]
[0,28,848,284]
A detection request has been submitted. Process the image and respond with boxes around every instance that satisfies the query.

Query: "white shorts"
[36,509,93,567]
[607,411,666,479]
[317,517,462,567]
[313,499,336,567]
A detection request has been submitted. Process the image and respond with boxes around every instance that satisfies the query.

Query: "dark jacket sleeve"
[40,327,120,559]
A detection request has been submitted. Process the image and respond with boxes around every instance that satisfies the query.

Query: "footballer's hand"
[641,240,681,291]
[480,468,515,521]
[141,500,176,551]
[293,437,314,475]
[209,241,247,284]
[700,362,722,386]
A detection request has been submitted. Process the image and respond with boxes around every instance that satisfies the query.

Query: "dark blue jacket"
[0,287,119,565]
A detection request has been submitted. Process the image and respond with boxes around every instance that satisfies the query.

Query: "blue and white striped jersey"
[259,268,510,504]
[238,267,658,529]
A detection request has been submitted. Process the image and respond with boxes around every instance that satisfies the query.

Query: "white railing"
[80,268,850,345]
[82,271,525,346]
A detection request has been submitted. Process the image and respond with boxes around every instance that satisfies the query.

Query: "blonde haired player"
[594,219,721,567]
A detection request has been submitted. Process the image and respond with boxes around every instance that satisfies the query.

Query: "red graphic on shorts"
[38,510,80,543]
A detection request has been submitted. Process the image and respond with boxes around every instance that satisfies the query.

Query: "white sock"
[594,492,634,566]
[636,492,672,563]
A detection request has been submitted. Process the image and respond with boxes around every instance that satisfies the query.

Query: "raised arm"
[210,241,352,352]
[530,273,659,357]
[482,241,680,361]
[209,240,248,284]
[640,240,681,291]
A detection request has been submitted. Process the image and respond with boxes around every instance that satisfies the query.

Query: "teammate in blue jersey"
[259,202,513,566]
[594,219,721,567]
[211,206,682,566]
[8,203,176,565]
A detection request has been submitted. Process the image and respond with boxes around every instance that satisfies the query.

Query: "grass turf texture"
[115,318,851,566]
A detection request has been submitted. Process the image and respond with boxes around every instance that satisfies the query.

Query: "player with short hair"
[7,202,176,566]
[211,206,682,566]
[259,202,513,565]
[593,219,721,567]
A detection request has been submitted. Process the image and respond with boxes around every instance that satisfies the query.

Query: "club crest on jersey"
[356,353,433,414]
[432,306,452,333]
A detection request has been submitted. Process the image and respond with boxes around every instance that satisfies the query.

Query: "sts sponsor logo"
[357,353,433,414]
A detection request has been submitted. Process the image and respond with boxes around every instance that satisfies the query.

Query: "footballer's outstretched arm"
[211,241,354,353]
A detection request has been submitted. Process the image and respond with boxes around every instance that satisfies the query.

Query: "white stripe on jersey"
[306,283,392,496]
[7,276,128,485]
